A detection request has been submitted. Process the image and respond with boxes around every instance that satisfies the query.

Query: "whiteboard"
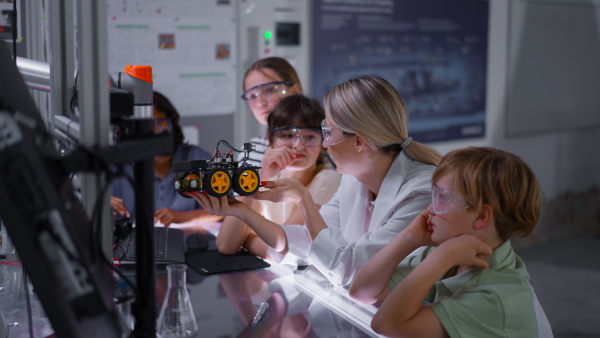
[506,1,600,135]
[106,0,236,117]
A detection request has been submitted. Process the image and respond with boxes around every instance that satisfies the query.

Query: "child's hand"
[260,147,297,180]
[403,209,436,248]
[435,234,492,270]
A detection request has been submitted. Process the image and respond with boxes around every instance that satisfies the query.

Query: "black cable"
[91,164,153,263]
[87,153,154,265]
[12,0,16,61]
[43,222,89,268]
[108,259,140,300]
[116,162,159,337]
[69,90,77,115]
[216,139,243,153]
[91,164,153,299]
[23,272,34,338]
[34,209,100,295]
[70,73,79,116]
[89,167,115,263]
[40,227,119,333]
[75,164,144,320]
[121,169,156,286]
[63,145,157,330]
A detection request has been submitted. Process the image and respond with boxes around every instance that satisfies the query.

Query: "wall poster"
[312,0,489,143]
[106,0,236,117]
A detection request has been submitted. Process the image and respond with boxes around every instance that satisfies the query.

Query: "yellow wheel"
[205,170,231,197]
[233,168,260,196]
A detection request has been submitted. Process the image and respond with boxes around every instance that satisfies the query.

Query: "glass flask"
[156,264,198,338]
[115,278,135,336]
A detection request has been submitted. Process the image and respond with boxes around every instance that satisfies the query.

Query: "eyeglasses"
[272,126,323,147]
[431,184,469,215]
[241,81,293,103]
[320,119,354,146]
[154,117,172,134]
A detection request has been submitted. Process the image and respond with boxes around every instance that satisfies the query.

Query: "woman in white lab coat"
[189,75,442,286]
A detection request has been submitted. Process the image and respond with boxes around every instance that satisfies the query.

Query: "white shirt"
[257,167,341,224]
[265,167,341,266]
[279,151,435,286]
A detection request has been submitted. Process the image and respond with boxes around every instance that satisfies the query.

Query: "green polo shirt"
[387,241,553,338]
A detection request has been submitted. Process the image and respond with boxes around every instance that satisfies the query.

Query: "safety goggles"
[431,184,469,215]
[272,126,323,147]
[241,81,294,104]
[320,119,354,146]
[154,117,172,134]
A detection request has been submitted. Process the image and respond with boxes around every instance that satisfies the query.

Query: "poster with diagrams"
[107,0,236,116]
[312,0,489,143]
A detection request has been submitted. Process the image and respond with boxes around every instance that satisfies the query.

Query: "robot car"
[173,141,261,198]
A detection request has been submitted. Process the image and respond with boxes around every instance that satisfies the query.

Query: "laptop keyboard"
[116,227,167,260]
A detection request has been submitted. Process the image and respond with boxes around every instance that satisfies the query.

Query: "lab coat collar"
[368,151,413,230]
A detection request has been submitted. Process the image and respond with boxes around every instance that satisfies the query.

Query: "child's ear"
[473,204,494,230]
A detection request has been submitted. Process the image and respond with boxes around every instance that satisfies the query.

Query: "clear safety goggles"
[320,119,354,146]
[431,184,469,214]
[272,126,323,147]
[241,81,294,104]
[154,117,172,134]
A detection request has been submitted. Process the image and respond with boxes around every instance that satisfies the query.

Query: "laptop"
[113,221,186,264]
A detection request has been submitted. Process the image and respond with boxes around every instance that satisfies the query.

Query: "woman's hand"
[252,178,309,205]
[110,196,129,217]
[260,147,296,180]
[433,234,492,270]
[185,192,245,217]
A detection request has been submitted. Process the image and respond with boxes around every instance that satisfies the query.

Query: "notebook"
[113,226,186,264]
[185,249,270,275]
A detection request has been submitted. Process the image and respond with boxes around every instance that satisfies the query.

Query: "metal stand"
[46,1,162,335]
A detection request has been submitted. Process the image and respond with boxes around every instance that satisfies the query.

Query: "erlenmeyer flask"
[156,264,198,338]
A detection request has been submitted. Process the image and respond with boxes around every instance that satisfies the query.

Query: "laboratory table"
[0,222,382,337]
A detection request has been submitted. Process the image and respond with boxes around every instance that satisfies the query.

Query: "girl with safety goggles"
[238,57,303,166]
[190,75,441,287]
[213,94,341,261]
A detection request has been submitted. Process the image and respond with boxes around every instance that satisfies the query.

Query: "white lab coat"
[278,151,435,286]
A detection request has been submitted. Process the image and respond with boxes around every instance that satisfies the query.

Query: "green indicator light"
[264,31,273,39]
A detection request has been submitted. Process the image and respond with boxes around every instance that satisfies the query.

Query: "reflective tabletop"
[154,222,381,337]
[0,222,382,337]
[0,257,54,338]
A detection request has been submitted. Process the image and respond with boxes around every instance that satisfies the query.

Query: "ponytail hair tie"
[400,137,412,149]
